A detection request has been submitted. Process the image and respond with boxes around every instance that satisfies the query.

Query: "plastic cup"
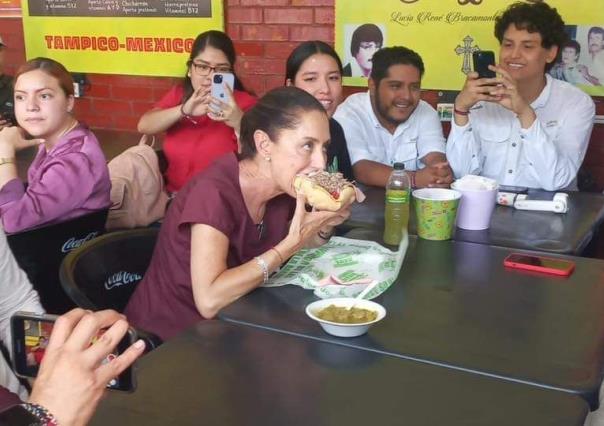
[412,188,461,240]
[451,179,498,230]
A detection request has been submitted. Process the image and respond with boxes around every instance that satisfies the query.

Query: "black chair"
[7,209,109,314]
[59,227,162,351]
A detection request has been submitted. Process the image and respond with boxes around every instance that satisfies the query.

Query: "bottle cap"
[393,162,405,170]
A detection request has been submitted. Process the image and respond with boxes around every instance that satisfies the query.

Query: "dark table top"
[220,233,604,407]
[90,321,588,426]
[345,185,604,255]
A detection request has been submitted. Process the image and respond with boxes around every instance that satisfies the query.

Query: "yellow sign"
[336,0,604,96]
[21,0,224,77]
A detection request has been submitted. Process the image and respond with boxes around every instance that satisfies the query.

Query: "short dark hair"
[181,30,246,103]
[285,40,343,83]
[350,24,383,57]
[370,46,424,85]
[588,26,604,40]
[239,86,327,160]
[494,2,566,71]
[563,39,581,55]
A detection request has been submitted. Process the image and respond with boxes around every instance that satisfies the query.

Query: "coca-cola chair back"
[59,227,163,351]
[59,227,159,313]
[7,209,109,314]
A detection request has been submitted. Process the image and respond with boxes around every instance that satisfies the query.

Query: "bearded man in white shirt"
[447,2,595,191]
[334,46,453,188]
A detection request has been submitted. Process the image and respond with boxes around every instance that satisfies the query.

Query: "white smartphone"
[211,72,235,103]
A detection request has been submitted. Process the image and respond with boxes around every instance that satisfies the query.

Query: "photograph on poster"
[549,25,604,87]
[342,23,386,78]
[0,0,20,17]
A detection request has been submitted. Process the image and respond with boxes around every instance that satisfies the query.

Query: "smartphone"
[498,185,528,194]
[503,253,575,276]
[472,50,496,78]
[11,312,137,391]
[210,72,235,103]
[525,190,556,201]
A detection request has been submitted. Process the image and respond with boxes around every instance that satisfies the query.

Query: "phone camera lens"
[214,74,223,83]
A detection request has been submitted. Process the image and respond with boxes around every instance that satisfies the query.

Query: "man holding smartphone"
[446,2,595,191]
[0,36,14,130]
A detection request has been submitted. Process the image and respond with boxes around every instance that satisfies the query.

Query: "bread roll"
[293,171,356,212]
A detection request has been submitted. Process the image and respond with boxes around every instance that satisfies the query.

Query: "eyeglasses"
[190,62,232,76]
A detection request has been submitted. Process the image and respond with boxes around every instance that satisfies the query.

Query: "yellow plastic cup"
[412,188,462,240]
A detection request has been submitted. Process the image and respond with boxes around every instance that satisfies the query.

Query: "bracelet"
[408,171,416,189]
[255,256,269,284]
[21,403,59,426]
[179,104,196,123]
[0,157,15,166]
[317,229,334,241]
[453,107,469,116]
[270,247,284,264]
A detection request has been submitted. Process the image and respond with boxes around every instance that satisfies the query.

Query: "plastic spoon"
[347,280,380,310]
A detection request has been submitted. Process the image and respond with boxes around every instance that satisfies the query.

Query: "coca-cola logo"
[61,232,99,253]
[104,271,143,290]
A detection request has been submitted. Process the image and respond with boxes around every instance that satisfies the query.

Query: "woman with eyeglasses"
[137,30,256,193]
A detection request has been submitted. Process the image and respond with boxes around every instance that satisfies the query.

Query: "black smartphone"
[11,312,137,391]
[472,50,496,78]
[498,185,528,194]
[525,190,556,201]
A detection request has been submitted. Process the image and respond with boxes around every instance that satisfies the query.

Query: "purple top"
[0,125,111,233]
[125,153,295,341]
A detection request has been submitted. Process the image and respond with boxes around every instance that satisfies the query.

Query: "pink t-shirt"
[125,153,295,340]
[156,85,256,193]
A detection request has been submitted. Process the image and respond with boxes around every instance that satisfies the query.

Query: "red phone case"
[503,253,575,276]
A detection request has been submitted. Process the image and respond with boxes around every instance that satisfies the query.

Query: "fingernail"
[134,339,145,349]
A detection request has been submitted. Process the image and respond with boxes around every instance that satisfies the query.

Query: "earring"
[265,156,271,162]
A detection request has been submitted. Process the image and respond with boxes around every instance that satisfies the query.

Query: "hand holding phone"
[472,50,496,79]
[503,253,575,276]
[210,72,235,105]
[13,310,145,426]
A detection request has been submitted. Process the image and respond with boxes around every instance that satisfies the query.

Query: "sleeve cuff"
[0,179,25,206]
[450,119,472,133]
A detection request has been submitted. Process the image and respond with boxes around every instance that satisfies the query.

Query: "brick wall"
[0,1,337,131]
[2,2,604,187]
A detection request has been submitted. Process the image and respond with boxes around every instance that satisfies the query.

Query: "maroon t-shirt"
[125,153,295,341]
[0,387,20,412]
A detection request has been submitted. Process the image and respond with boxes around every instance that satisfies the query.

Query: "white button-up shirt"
[333,92,445,171]
[446,75,595,190]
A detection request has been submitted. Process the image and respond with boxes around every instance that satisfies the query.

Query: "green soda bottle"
[383,162,410,246]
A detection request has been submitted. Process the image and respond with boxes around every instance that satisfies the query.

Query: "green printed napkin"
[264,233,408,299]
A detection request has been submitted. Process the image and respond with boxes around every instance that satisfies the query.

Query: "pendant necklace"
[256,219,266,241]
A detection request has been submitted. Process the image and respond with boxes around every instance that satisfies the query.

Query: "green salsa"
[315,305,378,324]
